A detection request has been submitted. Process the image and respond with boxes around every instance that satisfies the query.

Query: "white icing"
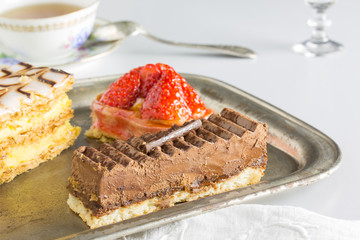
[21,79,52,97]
[0,63,71,116]
[0,87,32,114]
[42,70,68,84]
[0,76,24,86]
[6,64,28,73]
[22,67,47,76]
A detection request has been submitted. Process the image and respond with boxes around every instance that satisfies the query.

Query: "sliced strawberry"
[138,64,162,98]
[141,71,191,124]
[155,63,175,72]
[179,78,208,119]
[99,71,140,109]
[138,63,176,98]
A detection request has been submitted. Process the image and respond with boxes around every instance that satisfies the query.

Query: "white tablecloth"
[122,204,360,240]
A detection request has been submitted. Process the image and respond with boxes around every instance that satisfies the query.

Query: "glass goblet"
[293,0,343,57]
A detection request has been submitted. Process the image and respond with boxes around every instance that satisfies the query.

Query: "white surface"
[122,204,360,240]
[62,0,359,233]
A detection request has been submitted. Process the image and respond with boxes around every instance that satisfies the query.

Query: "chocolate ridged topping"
[98,143,132,167]
[220,108,258,132]
[68,108,268,216]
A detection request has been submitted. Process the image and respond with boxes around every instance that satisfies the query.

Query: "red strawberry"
[138,63,176,98]
[155,63,175,72]
[138,64,162,98]
[141,71,191,123]
[99,71,140,109]
[180,78,208,118]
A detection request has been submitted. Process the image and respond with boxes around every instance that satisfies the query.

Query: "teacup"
[0,0,99,62]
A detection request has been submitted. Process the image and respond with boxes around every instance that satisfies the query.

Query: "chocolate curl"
[145,119,202,152]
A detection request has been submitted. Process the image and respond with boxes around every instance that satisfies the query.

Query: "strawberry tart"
[85,63,213,141]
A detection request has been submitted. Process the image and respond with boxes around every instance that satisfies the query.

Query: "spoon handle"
[141,32,257,59]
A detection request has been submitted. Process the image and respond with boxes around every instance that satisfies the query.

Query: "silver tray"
[0,74,341,240]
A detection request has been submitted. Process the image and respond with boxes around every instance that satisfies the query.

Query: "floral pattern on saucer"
[63,27,91,50]
[0,18,122,67]
[0,53,19,68]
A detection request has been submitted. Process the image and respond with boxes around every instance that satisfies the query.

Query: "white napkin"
[122,204,360,240]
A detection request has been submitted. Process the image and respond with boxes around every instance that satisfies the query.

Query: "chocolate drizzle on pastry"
[38,74,57,86]
[18,62,32,69]
[16,84,32,98]
[0,69,11,77]
[68,108,268,217]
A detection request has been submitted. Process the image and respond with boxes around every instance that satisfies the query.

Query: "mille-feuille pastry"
[85,63,213,141]
[0,62,80,184]
[68,108,267,228]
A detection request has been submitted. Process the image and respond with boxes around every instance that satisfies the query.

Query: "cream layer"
[0,121,80,184]
[0,94,72,149]
[67,167,264,229]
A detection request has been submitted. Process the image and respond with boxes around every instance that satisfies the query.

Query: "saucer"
[0,18,122,67]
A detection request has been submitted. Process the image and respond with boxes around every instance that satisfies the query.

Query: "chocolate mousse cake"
[67,108,267,228]
[0,62,80,184]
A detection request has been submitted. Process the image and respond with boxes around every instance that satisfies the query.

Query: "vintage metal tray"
[0,74,341,240]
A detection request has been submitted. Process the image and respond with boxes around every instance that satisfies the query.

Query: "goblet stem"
[309,10,330,43]
[293,0,343,57]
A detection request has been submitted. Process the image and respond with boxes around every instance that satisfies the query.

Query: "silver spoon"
[83,21,257,59]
